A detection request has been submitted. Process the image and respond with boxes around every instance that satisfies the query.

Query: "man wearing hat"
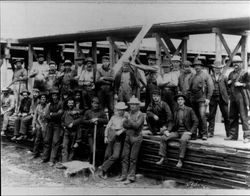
[156,93,198,168]
[225,55,250,143]
[29,54,49,91]
[58,60,78,94]
[42,89,64,166]
[32,92,49,159]
[45,61,60,91]
[12,90,32,141]
[1,88,15,136]
[74,56,85,81]
[171,55,182,72]
[11,58,28,113]
[188,59,214,140]
[71,97,108,167]
[96,55,115,118]
[79,57,96,109]
[114,60,139,104]
[98,102,129,179]
[117,96,145,184]
[207,61,230,138]
[178,60,195,106]
[157,58,179,112]
[146,89,173,135]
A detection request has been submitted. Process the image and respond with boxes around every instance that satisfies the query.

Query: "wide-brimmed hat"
[161,59,172,67]
[193,59,203,66]
[92,97,100,104]
[147,54,158,60]
[75,56,85,61]
[49,89,60,95]
[13,58,24,64]
[232,55,243,63]
[85,57,94,64]
[49,61,56,66]
[212,61,225,69]
[127,96,141,105]
[32,88,40,93]
[182,60,192,67]
[2,87,11,92]
[20,90,30,96]
[152,89,161,96]
[39,91,48,98]
[171,55,181,62]
[174,92,187,101]
[102,55,110,60]
[64,60,73,66]
[37,54,44,58]
[115,102,128,110]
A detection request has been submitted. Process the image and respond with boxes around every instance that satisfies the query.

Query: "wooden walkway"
[138,123,250,189]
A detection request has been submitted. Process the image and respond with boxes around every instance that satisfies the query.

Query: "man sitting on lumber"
[156,92,198,168]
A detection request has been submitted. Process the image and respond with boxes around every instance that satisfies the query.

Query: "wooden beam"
[215,32,222,62]
[113,23,153,75]
[162,36,176,54]
[107,37,123,57]
[92,41,97,64]
[74,41,78,65]
[28,44,33,90]
[173,41,183,56]
[213,28,231,57]
[153,33,171,60]
[107,37,116,67]
[181,39,187,61]
[241,35,248,70]
[4,41,11,60]
[155,34,161,65]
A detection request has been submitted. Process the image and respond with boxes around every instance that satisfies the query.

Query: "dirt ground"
[1,140,214,195]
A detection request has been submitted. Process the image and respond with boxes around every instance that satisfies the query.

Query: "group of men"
[1,52,250,184]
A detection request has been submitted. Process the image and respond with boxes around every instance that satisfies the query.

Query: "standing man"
[11,59,28,113]
[42,89,64,166]
[74,57,85,81]
[116,96,145,185]
[225,56,250,143]
[189,60,214,140]
[96,55,115,119]
[146,89,173,135]
[156,93,198,168]
[12,90,32,141]
[1,88,15,136]
[114,60,138,104]
[157,58,179,112]
[79,57,96,110]
[45,61,59,92]
[29,54,49,92]
[208,61,230,138]
[178,60,195,106]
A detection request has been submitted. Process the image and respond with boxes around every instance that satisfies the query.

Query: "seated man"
[98,102,129,179]
[1,88,15,136]
[146,89,173,135]
[156,93,198,168]
[12,90,32,141]
[72,97,108,166]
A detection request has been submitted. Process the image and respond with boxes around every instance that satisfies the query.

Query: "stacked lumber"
[137,135,250,189]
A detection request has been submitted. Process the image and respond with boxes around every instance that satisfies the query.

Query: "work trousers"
[43,122,61,163]
[102,136,124,172]
[1,111,14,131]
[208,95,229,137]
[229,96,250,140]
[12,82,26,113]
[14,115,33,136]
[121,133,142,181]
[159,131,191,159]
[97,87,114,118]
[146,115,165,135]
[191,101,208,138]
[62,128,77,163]
[33,126,46,157]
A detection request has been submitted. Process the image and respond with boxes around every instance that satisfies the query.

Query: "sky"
[1,1,250,52]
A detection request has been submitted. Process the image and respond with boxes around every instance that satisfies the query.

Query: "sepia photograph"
[1,0,250,195]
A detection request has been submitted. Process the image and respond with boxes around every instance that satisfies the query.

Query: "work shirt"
[13,68,28,84]
[157,71,180,87]
[45,71,59,91]
[96,66,114,89]
[79,70,95,89]
[61,107,81,128]
[178,70,194,95]
[29,98,40,115]
[18,97,32,114]
[123,110,145,136]
[1,94,15,112]
[46,101,64,123]
[30,62,49,81]
[212,73,221,96]
[32,103,49,128]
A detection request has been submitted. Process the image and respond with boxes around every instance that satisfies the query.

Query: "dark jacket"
[211,73,229,104]
[146,101,173,131]
[172,106,199,134]
[19,97,32,113]
[46,101,64,123]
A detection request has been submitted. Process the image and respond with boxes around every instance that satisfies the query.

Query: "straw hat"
[127,96,141,104]
[115,102,128,110]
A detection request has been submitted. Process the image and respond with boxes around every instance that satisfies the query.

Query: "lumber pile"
[137,135,250,189]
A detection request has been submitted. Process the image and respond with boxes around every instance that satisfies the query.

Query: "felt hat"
[85,57,94,64]
[161,59,172,67]
[193,59,203,66]
[115,102,128,110]
[152,89,161,95]
[75,56,85,61]
[63,60,73,66]
[49,89,60,95]
[39,91,48,98]
[182,60,192,67]
[37,54,44,58]
[171,55,181,62]
[49,61,56,65]
[147,54,158,60]
[92,97,100,104]
[212,61,225,69]
[32,88,40,93]
[102,55,110,60]
[13,58,24,64]
[174,92,187,101]
[232,55,243,63]
[127,96,141,105]
[20,89,30,96]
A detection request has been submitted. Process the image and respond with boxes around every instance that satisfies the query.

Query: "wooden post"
[45,46,52,63]
[155,36,162,65]
[181,37,188,61]
[74,41,78,65]
[215,33,222,62]
[241,35,248,70]
[107,37,116,67]
[92,41,97,64]
[28,44,33,90]
[4,41,11,60]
